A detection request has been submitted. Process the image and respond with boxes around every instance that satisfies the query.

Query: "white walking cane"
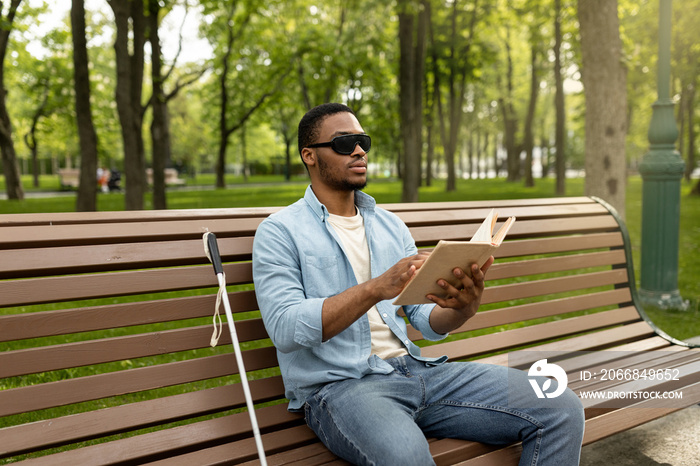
[203,232,267,466]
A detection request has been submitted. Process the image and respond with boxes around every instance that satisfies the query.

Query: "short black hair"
[298,103,355,157]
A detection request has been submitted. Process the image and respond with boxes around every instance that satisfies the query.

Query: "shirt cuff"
[293,297,325,347]
[413,303,449,341]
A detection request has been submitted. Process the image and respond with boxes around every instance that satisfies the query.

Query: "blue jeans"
[303,356,584,465]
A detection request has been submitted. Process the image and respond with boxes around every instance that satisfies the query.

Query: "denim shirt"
[252,186,448,411]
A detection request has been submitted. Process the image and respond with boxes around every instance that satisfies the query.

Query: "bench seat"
[1,196,698,465]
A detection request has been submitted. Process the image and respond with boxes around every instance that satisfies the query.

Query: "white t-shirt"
[327,211,408,360]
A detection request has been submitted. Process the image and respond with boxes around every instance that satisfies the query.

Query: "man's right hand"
[320,251,430,341]
[369,251,431,301]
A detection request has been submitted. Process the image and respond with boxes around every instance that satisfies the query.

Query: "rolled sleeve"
[405,303,449,342]
[253,217,325,353]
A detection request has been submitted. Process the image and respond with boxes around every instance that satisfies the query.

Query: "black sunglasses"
[307,134,371,155]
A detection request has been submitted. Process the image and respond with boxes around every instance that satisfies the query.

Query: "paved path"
[581,404,700,465]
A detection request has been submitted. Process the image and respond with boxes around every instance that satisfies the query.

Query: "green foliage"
[2,1,698,182]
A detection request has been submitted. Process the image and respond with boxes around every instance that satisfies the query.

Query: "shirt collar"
[303,185,376,222]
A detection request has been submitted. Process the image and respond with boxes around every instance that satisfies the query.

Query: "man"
[252,103,584,465]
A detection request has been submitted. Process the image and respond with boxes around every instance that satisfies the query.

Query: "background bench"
[57,168,185,190]
[1,196,699,465]
[146,167,186,186]
[57,168,81,189]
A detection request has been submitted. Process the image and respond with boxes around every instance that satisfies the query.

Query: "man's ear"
[301,147,316,167]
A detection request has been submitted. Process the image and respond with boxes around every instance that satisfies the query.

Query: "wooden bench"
[147,168,187,186]
[58,168,186,191]
[57,168,81,189]
[1,196,699,465]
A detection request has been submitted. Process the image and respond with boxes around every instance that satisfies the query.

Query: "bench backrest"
[0,196,651,464]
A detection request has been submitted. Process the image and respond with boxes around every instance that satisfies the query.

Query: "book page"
[470,209,497,243]
[491,216,516,246]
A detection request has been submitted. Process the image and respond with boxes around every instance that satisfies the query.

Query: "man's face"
[308,112,368,192]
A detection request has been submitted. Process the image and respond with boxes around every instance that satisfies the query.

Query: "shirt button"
[382,313,388,318]
[404,339,410,345]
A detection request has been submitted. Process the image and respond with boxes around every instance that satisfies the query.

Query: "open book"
[392,209,516,305]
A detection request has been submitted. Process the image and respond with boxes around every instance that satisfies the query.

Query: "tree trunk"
[72,0,99,212]
[241,123,248,182]
[493,133,500,178]
[539,118,550,178]
[554,0,566,196]
[578,0,628,217]
[691,179,700,196]
[0,0,24,201]
[398,0,428,202]
[23,83,48,188]
[149,0,171,210]
[431,0,476,192]
[523,43,539,188]
[500,29,520,182]
[109,0,146,210]
[425,92,434,187]
[216,3,237,189]
[684,81,696,182]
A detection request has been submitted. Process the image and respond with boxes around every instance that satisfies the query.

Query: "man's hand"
[368,251,431,301]
[426,256,494,334]
[321,251,430,341]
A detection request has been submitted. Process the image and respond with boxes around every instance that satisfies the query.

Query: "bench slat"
[0,217,263,248]
[408,288,634,340]
[422,309,648,360]
[494,232,624,258]
[0,236,253,278]
[0,206,283,227]
[1,319,269,378]
[0,347,277,417]
[0,262,250,307]
[0,382,292,457]
[410,215,619,245]
[393,203,609,227]
[481,269,629,305]
[10,408,312,466]
[0,203,605,248]
[380,196,596,212]
[476,336,675,369]
[0,291,258,342]
[486,250,626,281]
[446,288,633,334]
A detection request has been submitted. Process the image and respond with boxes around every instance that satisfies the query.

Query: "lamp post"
[638,0,686,310]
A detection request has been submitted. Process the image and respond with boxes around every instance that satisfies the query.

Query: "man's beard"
[317,155,367,192]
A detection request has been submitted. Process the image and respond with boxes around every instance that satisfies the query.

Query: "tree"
[553,0,566,195]
[108,0,147,211]
[23,72,49,188]
[398,0,428,202]
[429,0,479,192]
[521,0,548,188]
[669,0,699,188]
[578,0,628,217]
[148,0,173,210]
[498,23,520,182]
[203,0,285,189]
[0,0,24,201]
[72,0,99,212]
